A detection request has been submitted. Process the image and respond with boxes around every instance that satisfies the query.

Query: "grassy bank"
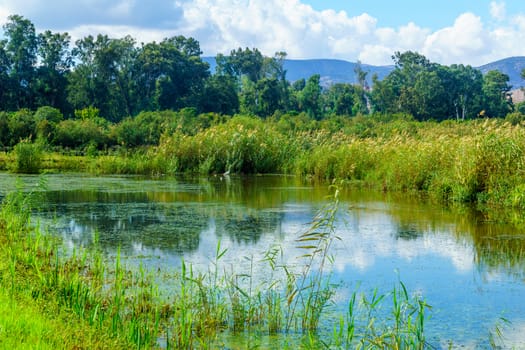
[5,115,525,212]
[0,185,434,349]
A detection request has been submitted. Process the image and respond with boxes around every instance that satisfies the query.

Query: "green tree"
[0,41,12,109]
[412,70,447,120]
[35,30,72,111]
[482,70,512,117]
[199,74,239,115]
[324,83,368,117]
[67,35,103,115]
[3,15,38,109]
[134,36,209,113]
[299,74,323,119]
[7,109,35,146]
[216,47,264,83]
[34,106,64,142]
[68,35,138,122]
[242,77,283,117]
[0,112,10,146]
[112,111,171,147]
[354,61,369,89]
[371,51,483,121]
[446,64,483,120]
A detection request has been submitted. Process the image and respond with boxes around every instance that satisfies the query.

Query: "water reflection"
[1,173,525,347]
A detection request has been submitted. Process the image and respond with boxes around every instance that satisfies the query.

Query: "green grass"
[0,183,437,349]
[0,288,128,350]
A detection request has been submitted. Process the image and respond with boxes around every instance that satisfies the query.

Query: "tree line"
[0,15,519,137]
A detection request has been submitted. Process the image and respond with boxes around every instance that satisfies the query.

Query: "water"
[1,173,525,348]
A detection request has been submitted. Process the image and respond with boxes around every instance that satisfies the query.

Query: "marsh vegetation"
[0,174,524,348]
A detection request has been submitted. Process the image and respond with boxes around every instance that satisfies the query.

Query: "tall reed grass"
[11,116,525,214]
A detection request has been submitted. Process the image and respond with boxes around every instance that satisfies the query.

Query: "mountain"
[282,59,393,86]
[202,56,393,86]
[477,56,525,89]
[203,56,525,88]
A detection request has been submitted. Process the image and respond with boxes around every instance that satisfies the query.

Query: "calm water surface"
[1,173,525,349]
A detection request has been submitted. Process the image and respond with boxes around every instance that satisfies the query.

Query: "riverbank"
[4,116,525,213]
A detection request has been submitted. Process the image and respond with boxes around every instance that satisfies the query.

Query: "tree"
[299,74,323,119]
[354,61,369,89]
[133,36,209,113]
[35,30,72,111]
[482,70,512,117]
[446,64,483,120]
[3,15,38,109]
[7,109,36,145]
[240,77,283,117]
[68,35,139,122]
[67,35,104,116]
[371,51,433,117]
[324,83,352,116]
[199,74,239,115]
[34,106,64,141]
[371,51,483,121]
[216,47,264,83]
[0,41,12,109]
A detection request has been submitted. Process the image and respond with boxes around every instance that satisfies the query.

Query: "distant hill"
[477,56,525,89]
[282,59,393,86]
[202,56,393,86]
[203,56,525,88]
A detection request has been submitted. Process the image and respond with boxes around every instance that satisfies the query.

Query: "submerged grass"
[0,182,440,349]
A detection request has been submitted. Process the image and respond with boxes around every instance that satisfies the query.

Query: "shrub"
[11,139,42,174]
[54,119,109,149]
[8,109,36,146]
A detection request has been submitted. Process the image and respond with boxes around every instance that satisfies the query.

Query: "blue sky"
[304,0,496,29]
[1,0,524,66]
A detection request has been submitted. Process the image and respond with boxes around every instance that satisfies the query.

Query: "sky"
[0,0,524,66]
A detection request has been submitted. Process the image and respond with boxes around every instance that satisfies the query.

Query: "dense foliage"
[0,14,518,128]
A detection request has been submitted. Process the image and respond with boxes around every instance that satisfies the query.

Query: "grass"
[0,182,437,349]
[7,115,525,218]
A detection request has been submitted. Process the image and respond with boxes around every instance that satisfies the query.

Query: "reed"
[10,116,525,217]
[11,139,43,174]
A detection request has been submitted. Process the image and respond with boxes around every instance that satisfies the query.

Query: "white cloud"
[513,14,525,31]
[0,0,525,66]
[176,0,428,63]
[490,1,506,21]
[422,13,489,65]
[67,25,175,45]
[0,6,10,26]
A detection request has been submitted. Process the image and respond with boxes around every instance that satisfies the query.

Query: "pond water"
[1,173,525,349]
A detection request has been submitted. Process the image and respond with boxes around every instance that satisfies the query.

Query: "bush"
[34,106,63,125]
[54,119,109,149]
[112,111,177,147]
[8,109,36,146]
[11,139,42,174]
